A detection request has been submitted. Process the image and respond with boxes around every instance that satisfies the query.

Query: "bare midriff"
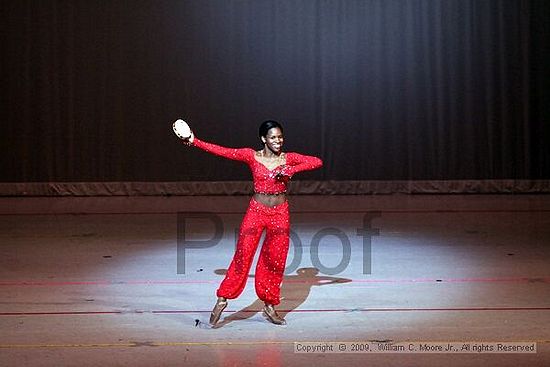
[253,192,287,207]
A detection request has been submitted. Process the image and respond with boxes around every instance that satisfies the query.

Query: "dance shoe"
[263,304,286,325]
[209,297,227,325]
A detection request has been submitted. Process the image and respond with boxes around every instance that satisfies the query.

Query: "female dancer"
[182,120,322,325]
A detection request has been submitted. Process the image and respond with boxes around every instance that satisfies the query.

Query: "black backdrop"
[1,0,549,190]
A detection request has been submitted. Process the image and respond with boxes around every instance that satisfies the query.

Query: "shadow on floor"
[211,267,351,328]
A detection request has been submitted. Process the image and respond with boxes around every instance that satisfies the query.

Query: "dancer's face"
[263,127,284,154]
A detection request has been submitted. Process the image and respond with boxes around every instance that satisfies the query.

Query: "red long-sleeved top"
[192,137,323,194]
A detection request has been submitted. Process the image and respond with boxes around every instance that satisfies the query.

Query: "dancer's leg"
[217,203,265,299]
[255,203,290,306]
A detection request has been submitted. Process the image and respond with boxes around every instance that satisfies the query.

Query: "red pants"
[217,197,290,305]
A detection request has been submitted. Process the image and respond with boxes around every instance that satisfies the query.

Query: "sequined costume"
[192,137,323,305]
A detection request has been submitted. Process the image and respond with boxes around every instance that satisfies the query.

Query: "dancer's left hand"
[272,166,291,182]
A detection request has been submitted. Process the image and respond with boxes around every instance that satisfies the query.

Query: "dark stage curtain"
[1,0,549,189]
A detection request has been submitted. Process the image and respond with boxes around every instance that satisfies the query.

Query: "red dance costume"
[192,138,323,305]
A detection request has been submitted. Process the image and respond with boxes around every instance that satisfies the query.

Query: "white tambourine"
[172,119,192,140]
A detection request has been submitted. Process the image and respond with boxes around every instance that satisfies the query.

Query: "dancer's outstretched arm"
[276,152,323,178]
[186,134,253,163]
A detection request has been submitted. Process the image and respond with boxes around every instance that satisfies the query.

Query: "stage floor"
[1,194,549,366]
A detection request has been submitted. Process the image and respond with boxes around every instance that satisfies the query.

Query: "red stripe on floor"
[1,307,549,316]
[1,277,548,286]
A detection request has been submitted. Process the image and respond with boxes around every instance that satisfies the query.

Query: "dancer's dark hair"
[259,120,283,140]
